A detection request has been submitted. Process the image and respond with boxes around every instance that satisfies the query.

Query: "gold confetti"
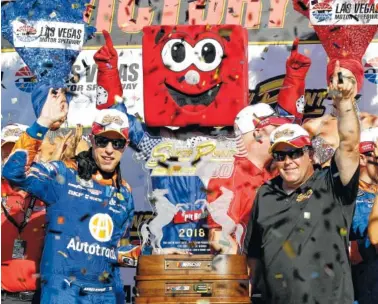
[275,273,283,279]
[339,227,347,236]
[57,216,65,224]
[172,165,181,171]
[282,240,296,258]
[49,11,57,18]
[71,3,80,9]
[213,68,220,80]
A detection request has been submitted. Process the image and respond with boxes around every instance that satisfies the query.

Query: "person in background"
[350,127,378,304]
[1,123,90,303]
[244,61,360,304]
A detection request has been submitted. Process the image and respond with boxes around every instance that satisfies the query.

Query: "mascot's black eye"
[171,42,186,63]
[201,43,216,63]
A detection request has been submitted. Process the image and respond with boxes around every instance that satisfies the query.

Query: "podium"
[135,254,250,303]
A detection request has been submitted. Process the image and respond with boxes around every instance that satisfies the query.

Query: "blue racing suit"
[350,180,378,304]
[2,122,139,304]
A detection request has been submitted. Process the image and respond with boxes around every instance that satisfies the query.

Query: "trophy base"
[135,254,250,304]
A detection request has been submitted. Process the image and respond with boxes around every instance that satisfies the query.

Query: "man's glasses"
[94,136,127,150]
[272,147,308,162]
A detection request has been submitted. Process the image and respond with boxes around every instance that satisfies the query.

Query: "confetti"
[81,268,87,275]
[324,264,334,277]
[11,98,18,104]
[58,251,68,258]
[57,216,65,224]
[297,1,308,11]
[330,26,341,32]
[49,11,57,18]
[275,273,283,279]
[339,227,347,236]
[282,240,296,258]
[311,272,319,279]
[333,42,341,49]
[304,212,311,219]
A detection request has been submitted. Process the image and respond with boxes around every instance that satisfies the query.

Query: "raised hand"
[329,60,357,104]
[37,88,68,129]
[94,30,123,109]
[94,30,118,70]
[286,38,311,77]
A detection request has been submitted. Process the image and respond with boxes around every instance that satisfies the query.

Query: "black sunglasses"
[94,136,127,150]
[272,147,308,162]
[364,152,378,161]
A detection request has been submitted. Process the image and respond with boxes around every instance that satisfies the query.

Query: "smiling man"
[2,89,140,303]
[244,61,361,304]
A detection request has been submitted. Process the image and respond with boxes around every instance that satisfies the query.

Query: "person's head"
[90,109,130,173]
[32,83,70,130]
[1,123,28,163]
[234,103,295,156]
[359,127,378,184]
[269,124,314,190]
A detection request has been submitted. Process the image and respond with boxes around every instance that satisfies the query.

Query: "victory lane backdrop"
[2,0,378,302]
[1,42,378,304]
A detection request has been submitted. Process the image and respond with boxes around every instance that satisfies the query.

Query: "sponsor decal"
[66,238,116,260]
[88,188,102,196]
[296,189,314,202]
[273,129,295,140]
[12,20,85,50]
[14,66,38,93]
[310,0,378,25]
[68,183,85,190]
[101,114,124,126]
[173,210,205,224]
[146,139,236,176]
[364,57,378,85]
[311,2,333,23]
[89,213,114,242]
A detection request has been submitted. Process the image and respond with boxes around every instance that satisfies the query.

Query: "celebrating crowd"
[1,1,378,303]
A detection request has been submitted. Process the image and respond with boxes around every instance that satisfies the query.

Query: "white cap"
[91,109,130,140]
[360,127,378,153]
[269,123,311,153]
[234,103,295,135]
[1,123,28,146]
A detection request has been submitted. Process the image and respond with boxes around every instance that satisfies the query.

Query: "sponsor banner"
[12,21,85,50]
[2,0,378,49]
[310,0,378,25]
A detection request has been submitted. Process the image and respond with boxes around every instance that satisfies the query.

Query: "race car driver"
[2,89,140,303]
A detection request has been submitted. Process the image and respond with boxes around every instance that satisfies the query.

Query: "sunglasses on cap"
[94,136,127,150]
[272,147,309,162]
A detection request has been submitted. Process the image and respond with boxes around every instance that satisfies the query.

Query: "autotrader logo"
[89,213,114,242]
[15,66,37,93]
[364,58,378,85]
